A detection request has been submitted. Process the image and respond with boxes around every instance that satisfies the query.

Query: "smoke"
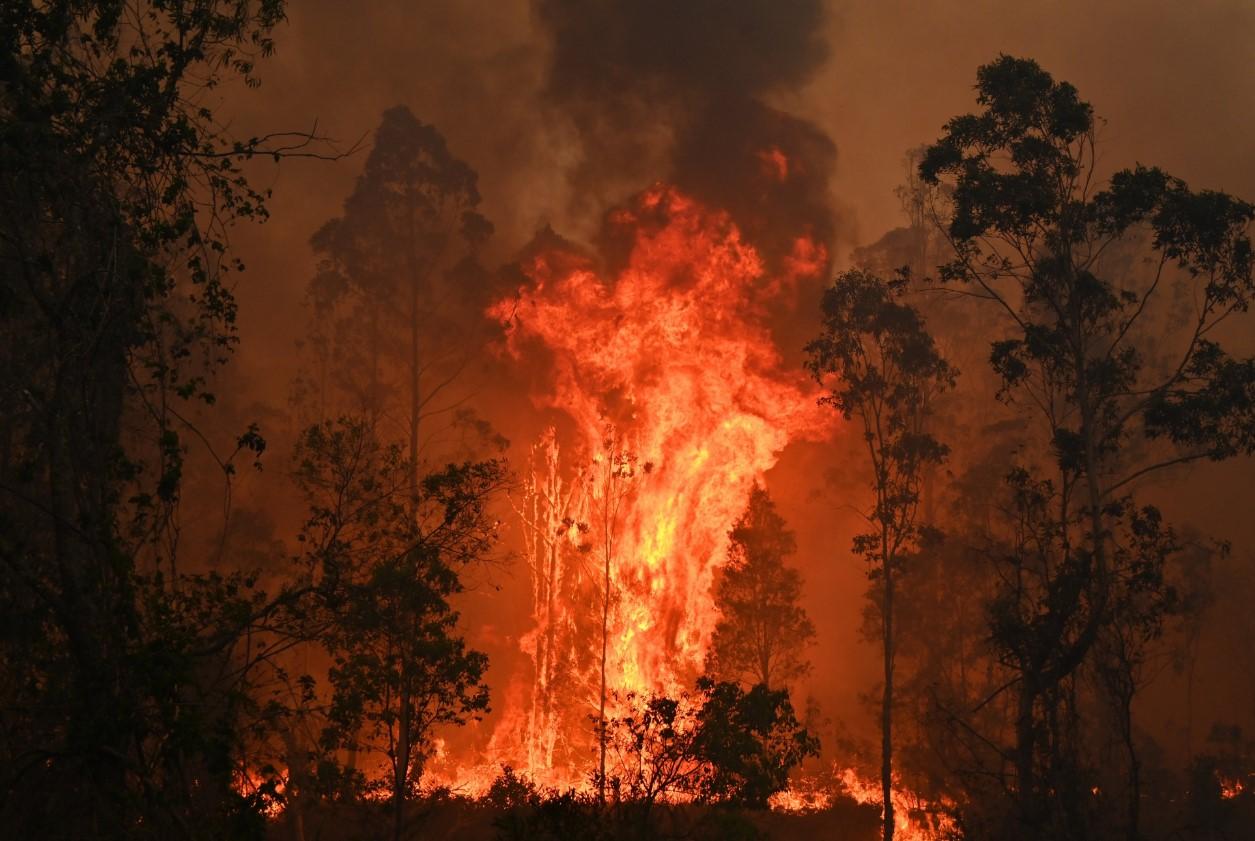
[535,0,837,271]
[201,0,1255,774]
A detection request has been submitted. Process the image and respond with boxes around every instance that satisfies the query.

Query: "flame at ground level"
[768,767,957,841]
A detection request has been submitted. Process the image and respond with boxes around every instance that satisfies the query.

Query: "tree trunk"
[395,689,411,841]
[1015,677,1040,832]
[881,526,895,841]
[598,537,610,805]
[409,259,421,508]
[1121,692,1140,841]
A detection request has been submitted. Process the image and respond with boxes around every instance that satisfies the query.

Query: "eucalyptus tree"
[807,269,954,841]
[307,107,492,498]
[0,2,346,836]
[919,55,1254,837]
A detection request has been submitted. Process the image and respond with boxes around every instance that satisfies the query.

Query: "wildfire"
[1218,771,1248,800]
[476,184,831,789]
[768,766,955,841]
[233,767,287,819]
[837,767,958,841]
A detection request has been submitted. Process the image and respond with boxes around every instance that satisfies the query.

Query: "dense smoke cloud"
[536,0,837,270]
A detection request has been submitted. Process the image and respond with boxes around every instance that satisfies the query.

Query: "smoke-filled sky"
[227,0,1255,374]
[218,0,1255,744]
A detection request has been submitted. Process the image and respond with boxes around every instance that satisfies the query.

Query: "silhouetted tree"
[306,107,493,497]
[602,677,818,813]
[705,485,816,690]
[293,418,503,841]
[691,677,820,809]
[806,269,954,841]
[0,2,342,836]
[920,54,1255,838]
[1091,505,1180,841]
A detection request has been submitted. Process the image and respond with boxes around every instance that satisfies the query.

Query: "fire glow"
[469,184,830,789]
[769,767,957,841]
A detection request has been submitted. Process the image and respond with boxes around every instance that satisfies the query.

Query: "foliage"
[0,2,347,837]
[806,270,954,565]
[487,765,543,810]
[917,54,1255,839]
[706,486,816,690]
[691,678,821,808]
[292,418,502,814]
[301,105,495,459]
[920,54,1255,482]
[602,677,819,810]
[806,267,953,841]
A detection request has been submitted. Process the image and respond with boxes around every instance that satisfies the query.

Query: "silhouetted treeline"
[829,56,1255,841]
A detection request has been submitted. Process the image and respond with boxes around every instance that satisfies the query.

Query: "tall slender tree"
[0,3,343,836]
[307,107,492,496]
[806,269,954,841]
[590,431,639,805]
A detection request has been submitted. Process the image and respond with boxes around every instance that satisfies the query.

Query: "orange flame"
[233,767,287,819]
[475,184,831,789]
[1218,771,1248,800]
[768,766,955,840]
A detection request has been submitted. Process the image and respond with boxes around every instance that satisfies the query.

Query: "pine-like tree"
[705,486,816,691]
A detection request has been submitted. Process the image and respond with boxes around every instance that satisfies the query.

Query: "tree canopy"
[705,485,816,691]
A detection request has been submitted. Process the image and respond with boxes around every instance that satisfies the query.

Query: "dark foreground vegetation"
[267,789,881,841]
[2,2,1254,841]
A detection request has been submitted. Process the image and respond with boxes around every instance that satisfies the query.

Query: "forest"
[1,2,1253,841]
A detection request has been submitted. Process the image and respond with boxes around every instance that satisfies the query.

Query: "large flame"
[474,184,831,788]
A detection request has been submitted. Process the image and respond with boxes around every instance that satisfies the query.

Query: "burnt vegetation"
[1,3,1253,841]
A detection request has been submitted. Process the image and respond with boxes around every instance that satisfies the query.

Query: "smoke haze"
[214,0,1255,768]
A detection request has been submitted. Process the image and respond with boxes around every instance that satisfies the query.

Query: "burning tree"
[486,186,830,790]
[705,485,816,691]
[512,430,593,782]
[591,432,644,804]
[806,269,955,841]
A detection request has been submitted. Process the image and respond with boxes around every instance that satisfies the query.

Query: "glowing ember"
[1218,771,1248,800]
[471,184,831,790]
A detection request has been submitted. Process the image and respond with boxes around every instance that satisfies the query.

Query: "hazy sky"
[218,0,1255,738]
[225,0,1255,373]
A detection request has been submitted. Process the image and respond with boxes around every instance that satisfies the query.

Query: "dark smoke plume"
[536,0,837,272]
